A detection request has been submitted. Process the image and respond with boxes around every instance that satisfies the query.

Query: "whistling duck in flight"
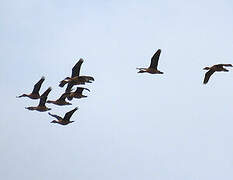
[25,87,52,112]
[67,87,90,100]
[17,76,45,99]
[49,107,78,125]
[137,49,164,74]
[47,92,72,106]
[59,58,94,92]
[203,64,232,84]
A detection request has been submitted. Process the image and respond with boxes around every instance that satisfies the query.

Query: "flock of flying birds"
[17,58,94,125]
[17,49,232,125]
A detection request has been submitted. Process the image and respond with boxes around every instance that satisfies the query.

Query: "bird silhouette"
[47,92,72,106]
[59,59,94,92]
[203,64,232,84]
[49,107,78,125]
[67,87,90,100]
[137,49,163,74]
[17,76,45,99]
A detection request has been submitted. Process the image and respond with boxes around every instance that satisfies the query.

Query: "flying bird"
[203,64,232,84]
[47,92,72,106]
[67,87,90,100]
[17,76,45,99]
[59,58,94,92]
[49,107,78,125]
[137,49,163,74]
[25,87,52,112]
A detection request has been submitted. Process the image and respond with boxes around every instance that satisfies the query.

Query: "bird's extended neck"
[17,94,28,98]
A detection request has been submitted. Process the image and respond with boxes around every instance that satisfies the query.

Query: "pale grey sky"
[1,0,233,180]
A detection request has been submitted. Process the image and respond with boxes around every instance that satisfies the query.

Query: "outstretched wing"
[218,64,233,67]
[71,59,84,77]
[79,76,95,82]
[32,76,45,94]
[57,92,70,101]
[203,70,215,84]
[64,107,78,121]
[39,87,52,106]
[149,49,161,69]
[48,112,62,120]
[75,87,90,94]
[65,82,74,93]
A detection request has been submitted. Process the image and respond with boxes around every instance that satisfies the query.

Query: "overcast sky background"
[1,0,233,179]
